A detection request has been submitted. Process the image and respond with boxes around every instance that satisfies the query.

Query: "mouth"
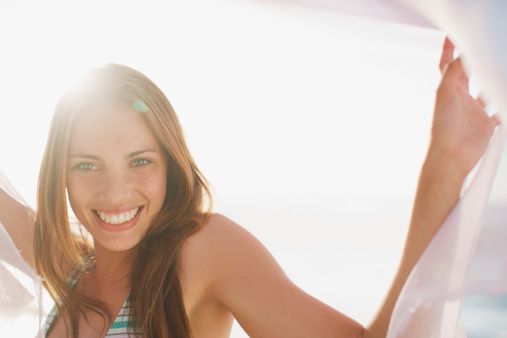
[91,206,144,232]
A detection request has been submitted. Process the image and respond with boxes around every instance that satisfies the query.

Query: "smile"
[93,206,142,225]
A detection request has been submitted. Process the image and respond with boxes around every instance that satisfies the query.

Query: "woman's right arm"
[0,187,36,268]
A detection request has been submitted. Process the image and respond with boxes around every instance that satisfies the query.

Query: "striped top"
[43,257,140,337]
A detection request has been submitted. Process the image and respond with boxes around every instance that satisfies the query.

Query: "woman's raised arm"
[365,37,499,338]
[0,180,36,269]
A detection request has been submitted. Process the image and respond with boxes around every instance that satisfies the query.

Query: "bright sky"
[0,0,477,336]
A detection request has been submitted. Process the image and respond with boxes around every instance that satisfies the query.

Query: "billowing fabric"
[386,126,507,338]
[383,1,507,337]
[270,0,436,28]
[0,171,44,337]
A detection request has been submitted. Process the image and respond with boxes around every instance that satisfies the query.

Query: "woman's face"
[67,102,168,252]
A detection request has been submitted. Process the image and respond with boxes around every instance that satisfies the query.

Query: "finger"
[439,37,454,74]
[444,57,469,87]
[475,92,487,109]
[490,113,501,127]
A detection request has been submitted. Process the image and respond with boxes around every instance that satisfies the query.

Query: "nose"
[98,169,135,207]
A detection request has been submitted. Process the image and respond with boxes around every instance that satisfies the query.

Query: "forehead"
[69,102,159,153]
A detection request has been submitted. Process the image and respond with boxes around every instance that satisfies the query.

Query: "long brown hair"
[34,64,213,337]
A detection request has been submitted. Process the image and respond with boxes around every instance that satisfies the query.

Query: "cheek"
[66,174,99,209]
[139,168,167,207]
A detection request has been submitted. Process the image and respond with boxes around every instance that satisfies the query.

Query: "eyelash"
[73,158,151,171]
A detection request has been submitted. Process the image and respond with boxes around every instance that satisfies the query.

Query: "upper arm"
[196,214,364,338]
[0,188,35,269]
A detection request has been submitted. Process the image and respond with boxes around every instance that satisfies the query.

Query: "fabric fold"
[0,171,44,337]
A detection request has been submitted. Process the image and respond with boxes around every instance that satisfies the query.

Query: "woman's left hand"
[429,37,500,180]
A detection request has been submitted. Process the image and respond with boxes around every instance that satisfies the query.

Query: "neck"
[85,242,134,297]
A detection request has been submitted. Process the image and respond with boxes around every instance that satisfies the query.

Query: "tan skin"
[0,38,500,337]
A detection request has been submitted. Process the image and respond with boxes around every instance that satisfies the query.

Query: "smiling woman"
[34,64,214,337]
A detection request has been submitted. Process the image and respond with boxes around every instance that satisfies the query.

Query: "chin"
[93,233,143,252]
[95,236,142,252]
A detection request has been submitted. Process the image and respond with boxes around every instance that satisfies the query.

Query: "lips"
[95,207,140,225]
[91,206,144,232]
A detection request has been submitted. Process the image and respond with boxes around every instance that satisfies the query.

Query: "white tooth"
[96,207,141,225]
[128,208,138,220]
[98,212,105,222]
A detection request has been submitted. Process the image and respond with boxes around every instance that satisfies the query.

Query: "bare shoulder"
[180,213,258,274]
[181,213,282,272]
[180,212,289,298]
[183,213,261,254]
[180,213,237,276]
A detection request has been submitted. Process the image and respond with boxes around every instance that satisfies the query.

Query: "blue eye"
[132,158,150,167]
[75,162,98,171]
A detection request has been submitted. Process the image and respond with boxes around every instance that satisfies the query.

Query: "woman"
[0,38,498,337]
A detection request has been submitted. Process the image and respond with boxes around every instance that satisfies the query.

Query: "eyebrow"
[69,149,159,160]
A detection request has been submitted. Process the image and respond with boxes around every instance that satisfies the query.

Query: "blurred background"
[2,0,503,337]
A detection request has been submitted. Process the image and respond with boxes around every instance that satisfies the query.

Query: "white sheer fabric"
[387,126,507,338]
[270,0,436,28]
[0,171,44,337]
[385,1,507,337]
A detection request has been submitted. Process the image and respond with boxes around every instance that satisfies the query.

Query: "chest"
[45,291,129,338]
[46,274,232,338]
